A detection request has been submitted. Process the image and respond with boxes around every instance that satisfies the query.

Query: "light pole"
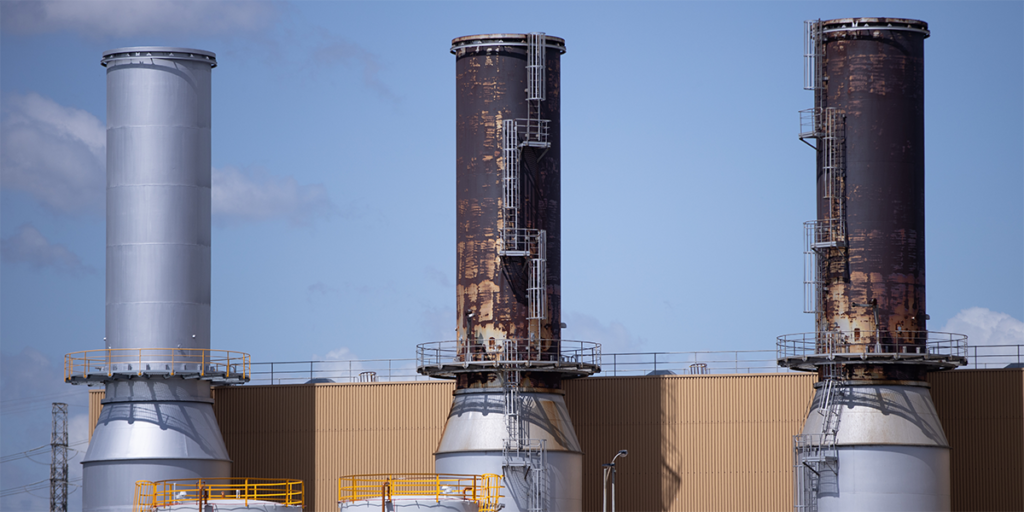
[602,449,628,512]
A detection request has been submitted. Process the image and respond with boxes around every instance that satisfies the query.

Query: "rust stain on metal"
[453,35,564,390]
[817,20,929,381]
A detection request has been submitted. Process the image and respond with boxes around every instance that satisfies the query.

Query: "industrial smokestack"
[64,47,246,512]
[780,19,967,511]
[417,33,600,512]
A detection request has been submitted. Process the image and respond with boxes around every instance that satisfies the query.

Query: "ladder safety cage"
[500,368,549,512]
[792,332,846,512]
[799,107,822,141]
[527,231,547,321]
[819,108,846,247]
[502,119,522,253]
[803,20,824,91]
[802,221,823,315]
[526,33,546,102]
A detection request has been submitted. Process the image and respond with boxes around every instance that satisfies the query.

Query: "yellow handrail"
[337,473,502,511]
[133,478,302,512]
[65,348,250,382]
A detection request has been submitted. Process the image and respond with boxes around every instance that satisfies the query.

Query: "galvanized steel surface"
[815,446,950,512]
[435,391,581,454]
[813,19,931,380]
[339,499,477,512]
[453,34,563,390]
[80,46,230,512]
[104,46,214,352]
[435,452,580,512]
[801,384,948,447]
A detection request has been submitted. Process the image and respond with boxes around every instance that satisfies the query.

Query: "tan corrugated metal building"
[89,369,1024,511]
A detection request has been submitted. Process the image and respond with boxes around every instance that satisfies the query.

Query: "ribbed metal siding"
[213,384,318,505]
[88,390,104,442]
[929,369,1024,512]
[565,373,815,512]
[313,381,455,512]
[89,370,1024,511]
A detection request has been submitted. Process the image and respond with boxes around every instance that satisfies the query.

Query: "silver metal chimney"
[64,47,248,512]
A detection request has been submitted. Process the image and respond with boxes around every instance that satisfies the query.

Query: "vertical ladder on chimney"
[818,108,845,247]
[500,32,551,339]
[496,35,553,510]
[793,333,846,512]
[527,231,547,333]
[799,20,846,318]
[500,366,548,512]
[502,119,522,254]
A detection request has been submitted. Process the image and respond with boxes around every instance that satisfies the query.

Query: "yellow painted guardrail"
[134,478,302,511]
[338,473,502,511]
[64,348,250,382]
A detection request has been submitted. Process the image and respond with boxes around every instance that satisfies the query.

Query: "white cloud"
[1,224,92,275]
[0,0,279,38]
[941,307,1024,368]
[212,166,334,225]
[1,92,333,224]
[1,92,105,215]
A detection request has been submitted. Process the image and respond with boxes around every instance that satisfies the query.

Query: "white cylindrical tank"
[161,501,301,512]
[340,498,478,512]
[800,383,951,511]
[434,390,582,512]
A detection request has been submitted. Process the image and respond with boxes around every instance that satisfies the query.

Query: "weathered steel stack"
[417,33,600,512]
[779,19,968,511]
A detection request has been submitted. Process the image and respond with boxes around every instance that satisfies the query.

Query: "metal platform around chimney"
[64,348,250,385]
[776,331,968,372]
[416,340,601,379]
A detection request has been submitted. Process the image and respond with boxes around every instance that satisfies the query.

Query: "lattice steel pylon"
[50,402,68,512]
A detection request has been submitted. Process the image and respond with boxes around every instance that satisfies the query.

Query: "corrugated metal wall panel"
[86,370,1024,512]
[312,381,455,512]
[565,373,815,512]
[929,369,1024,512]
[213,384,318,508]
[88,389,104,442]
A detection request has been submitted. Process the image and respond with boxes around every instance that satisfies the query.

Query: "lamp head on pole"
[611,449,628,465]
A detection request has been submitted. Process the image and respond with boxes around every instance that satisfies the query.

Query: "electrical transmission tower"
[50,403,68,512]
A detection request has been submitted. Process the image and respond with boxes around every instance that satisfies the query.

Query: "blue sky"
[1,2,1021,510]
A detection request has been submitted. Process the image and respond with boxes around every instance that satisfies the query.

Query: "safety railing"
[799,107,821,139]
[242,344,1022,386]
[416,340,601,378]
[134,478,302,512]
[515,118,550,148]
[601,350,781,376]
[777,331,968,371]
[248,358,423,385]
[338,474,502,511]
[65,348,250,384]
